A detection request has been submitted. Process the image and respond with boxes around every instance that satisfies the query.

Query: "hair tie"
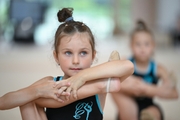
[65,17,73,22]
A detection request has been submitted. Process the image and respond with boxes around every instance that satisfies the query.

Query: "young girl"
[111,20,178,120]
[0,8,134,120]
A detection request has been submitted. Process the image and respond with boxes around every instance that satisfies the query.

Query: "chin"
[140,58,149,62]
[69,71,81,76]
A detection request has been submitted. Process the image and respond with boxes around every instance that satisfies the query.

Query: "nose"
[72,54,79,65]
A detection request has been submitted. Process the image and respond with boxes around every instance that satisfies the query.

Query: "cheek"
[146,46,154,54]
[81,57,93,67]
[149,49,154,56]
[132,46,140,54]
[58,56,70,66]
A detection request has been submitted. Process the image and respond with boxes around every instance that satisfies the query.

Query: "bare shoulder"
[43,76,54,80]
[157,63,169,79]
[38,76,54,82]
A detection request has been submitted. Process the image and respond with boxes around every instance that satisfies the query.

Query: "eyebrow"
[61,47,91,51]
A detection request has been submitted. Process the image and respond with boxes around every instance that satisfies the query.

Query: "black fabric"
[135,97,164,120]
[131,57,163,120]
[56,76,61,81]
[46,76,103,120]
[116,101,164,120]
[130,57,159,84]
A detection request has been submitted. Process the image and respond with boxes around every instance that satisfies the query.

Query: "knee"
[140,106,162,120]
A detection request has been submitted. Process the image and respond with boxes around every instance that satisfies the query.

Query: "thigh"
[20,102,47,120]
[111,93,138,120]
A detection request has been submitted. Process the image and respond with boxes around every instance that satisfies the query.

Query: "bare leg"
[20,102,47,120]
[111,93,138,120]
[140,106,161,120]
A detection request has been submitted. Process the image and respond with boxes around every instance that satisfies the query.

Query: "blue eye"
[80,51,87,56]
[65,51,72,56]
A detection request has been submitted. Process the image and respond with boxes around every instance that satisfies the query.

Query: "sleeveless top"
[130,57,159,84]
[46,76,103,120]
[130,57,159,102]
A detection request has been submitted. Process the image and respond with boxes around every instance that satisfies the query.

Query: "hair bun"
[136,20,147,30]
[57,8,73,22]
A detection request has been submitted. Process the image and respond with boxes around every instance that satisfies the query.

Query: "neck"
[135,59,149,68]
[63,74,70,79]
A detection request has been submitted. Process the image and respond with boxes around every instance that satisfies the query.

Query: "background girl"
[0,8,134,120]
[112,20,178,120]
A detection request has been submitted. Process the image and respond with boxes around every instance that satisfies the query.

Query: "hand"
[35,77,70,102]
[123,76,146,97]
[55,76,85,100]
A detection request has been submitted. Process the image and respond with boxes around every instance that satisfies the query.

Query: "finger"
[72,89,78,99]
[54,81,70,88]
[61,92,70,96]
[57,87,67,97]
[57,96,66,102]
[65,87,72,101]
[53,94,64,103]
[55,81,69,88]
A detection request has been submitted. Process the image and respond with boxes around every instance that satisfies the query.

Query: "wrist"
[77,69,88,83]
[31,85,42,98]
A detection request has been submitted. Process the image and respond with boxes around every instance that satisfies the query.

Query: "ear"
[53,50,59,65]
[92,50,96,60]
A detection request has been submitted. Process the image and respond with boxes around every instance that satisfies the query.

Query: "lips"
[70,68,82,70]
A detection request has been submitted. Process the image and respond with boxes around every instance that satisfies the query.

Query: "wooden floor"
[0,36,179,120]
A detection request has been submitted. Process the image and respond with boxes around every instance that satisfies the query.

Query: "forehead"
[133,32,152,42]
[59,32,91,48]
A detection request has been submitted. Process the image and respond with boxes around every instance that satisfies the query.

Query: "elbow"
[0,98,6,110]
[124,60,134,75]
[175,95,179,99]
[173,90,179,99]
[128,60,134,75]
[169,89,179,99]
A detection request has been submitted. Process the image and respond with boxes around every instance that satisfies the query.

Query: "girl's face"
[54,32,95,78]
[131,32,154,62]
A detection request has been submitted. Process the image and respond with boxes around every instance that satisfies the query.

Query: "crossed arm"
[119,64,178,99]
[0,57,134,110]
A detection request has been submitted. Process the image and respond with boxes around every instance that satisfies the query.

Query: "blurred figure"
[170,15,180,47]
[111,20,178,120]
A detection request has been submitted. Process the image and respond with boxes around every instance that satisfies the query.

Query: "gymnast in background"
[112,20,178,120]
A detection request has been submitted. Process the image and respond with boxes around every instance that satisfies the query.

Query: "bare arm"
[0,85,39,110]
[0,76,70,110]
[152,64,178,99]
[120,65,178,99]
[0,76,120,110]
[35,77,120,108]
[0,51,131,110]
[55,59,134,98]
